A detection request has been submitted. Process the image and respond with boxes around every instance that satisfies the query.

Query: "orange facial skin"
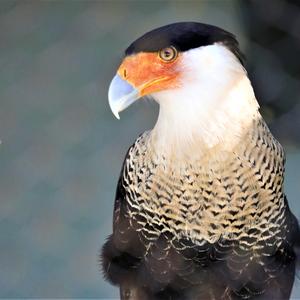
[117,52,182,97]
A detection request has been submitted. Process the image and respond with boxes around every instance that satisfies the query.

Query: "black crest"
[125,22,244,65]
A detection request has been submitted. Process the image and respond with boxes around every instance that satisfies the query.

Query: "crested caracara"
[102,22,300,300]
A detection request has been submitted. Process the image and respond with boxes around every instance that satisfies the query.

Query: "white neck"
[150,45,260,160]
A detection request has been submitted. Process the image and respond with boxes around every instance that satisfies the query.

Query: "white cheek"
[150,44,259,159]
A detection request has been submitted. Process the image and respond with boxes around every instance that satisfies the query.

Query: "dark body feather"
[102,118,299,299]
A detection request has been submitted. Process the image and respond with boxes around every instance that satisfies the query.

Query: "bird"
[101,22,300,300]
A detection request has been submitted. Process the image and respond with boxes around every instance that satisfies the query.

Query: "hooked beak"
[108,74,140,119]
[108,52,181,119]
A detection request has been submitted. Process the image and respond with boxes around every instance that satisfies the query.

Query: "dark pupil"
[164,49,172,58]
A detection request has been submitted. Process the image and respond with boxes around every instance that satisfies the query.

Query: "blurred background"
[0,0,299,298]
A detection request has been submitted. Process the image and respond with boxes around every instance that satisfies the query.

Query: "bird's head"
[108,22,259,155]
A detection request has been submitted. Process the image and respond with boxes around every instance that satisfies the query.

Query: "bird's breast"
[122,124,287,252]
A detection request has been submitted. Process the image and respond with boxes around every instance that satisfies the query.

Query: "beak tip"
[108,74,139,120]
[109,99,121,119]
[113,111,120,120]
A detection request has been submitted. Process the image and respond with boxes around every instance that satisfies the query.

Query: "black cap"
[125,22,244,65]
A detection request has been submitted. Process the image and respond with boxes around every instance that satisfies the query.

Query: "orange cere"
[117,52,182,97]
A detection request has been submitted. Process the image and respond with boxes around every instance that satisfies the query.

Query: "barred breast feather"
[122,118,286,247]
[102,117,299,300]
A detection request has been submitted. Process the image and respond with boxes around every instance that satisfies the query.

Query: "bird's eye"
[158,46,178,62]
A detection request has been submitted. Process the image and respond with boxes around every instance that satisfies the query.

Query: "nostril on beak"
[123,69,127,78]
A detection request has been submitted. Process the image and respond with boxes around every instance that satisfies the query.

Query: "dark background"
[0,0,299,298]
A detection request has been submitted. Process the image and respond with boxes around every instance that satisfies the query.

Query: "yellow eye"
[158,46,178,62]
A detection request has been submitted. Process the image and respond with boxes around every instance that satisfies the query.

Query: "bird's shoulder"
[111,131,151,246]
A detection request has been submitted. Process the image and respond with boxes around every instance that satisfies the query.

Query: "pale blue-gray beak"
[108,74,140,119]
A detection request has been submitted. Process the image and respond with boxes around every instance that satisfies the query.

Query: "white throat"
[150,44,260,159]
